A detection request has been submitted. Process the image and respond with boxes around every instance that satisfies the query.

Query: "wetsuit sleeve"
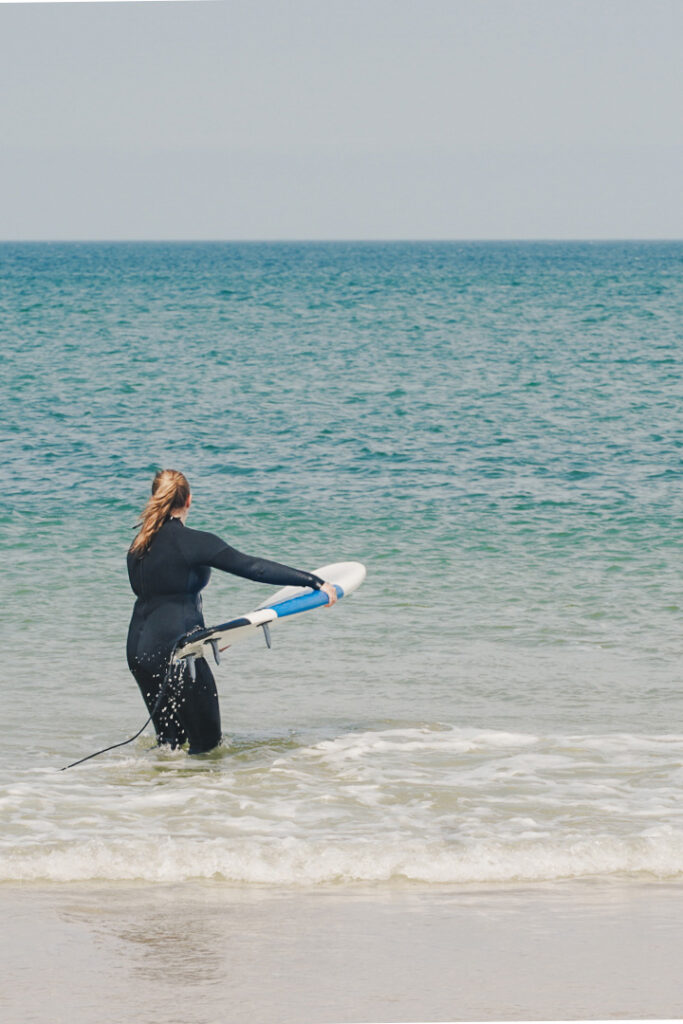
[209,544,325,590]
[178,526,325,590]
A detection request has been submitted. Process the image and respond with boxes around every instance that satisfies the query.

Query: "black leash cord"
[60,654,181,771]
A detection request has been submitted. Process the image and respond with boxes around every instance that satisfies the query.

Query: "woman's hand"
[320,581,338,607]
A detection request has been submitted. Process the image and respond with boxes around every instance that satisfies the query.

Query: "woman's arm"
[178,525,338,604]
[210,542,325,591]
[211,544,338,606]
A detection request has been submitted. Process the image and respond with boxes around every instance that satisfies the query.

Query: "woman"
[127,469,336,754]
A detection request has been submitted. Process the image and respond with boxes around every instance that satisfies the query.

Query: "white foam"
[4,832,683,885]
[306,726,539,761]
[4,724,683,886]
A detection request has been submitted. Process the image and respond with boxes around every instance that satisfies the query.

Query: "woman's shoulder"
[174,521,227,561]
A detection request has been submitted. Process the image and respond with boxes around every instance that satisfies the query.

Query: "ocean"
[2,239,683,889]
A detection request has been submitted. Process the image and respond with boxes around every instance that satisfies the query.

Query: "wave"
[4,832,683,886]
[5,725,683,887]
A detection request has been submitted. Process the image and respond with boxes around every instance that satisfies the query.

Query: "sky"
[1,0,681,240]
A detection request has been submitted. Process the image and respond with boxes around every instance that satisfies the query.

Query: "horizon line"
[1,237,682,245]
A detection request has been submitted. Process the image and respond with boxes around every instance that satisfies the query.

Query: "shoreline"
[3,878,683,1023]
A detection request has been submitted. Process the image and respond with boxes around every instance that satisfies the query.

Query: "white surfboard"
[173,561,366,666]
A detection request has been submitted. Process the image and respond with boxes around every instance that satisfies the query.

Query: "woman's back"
[127,518,218,604]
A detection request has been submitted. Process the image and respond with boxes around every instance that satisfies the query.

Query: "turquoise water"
[3,241,683,884]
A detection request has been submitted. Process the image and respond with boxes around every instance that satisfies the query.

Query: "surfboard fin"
[209,639,221,665]
[261,622,272,649]
[186,654,197,682]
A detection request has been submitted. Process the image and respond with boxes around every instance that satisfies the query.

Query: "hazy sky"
[1,0,681,239]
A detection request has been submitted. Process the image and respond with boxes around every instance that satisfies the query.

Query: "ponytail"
[130,469,190,556]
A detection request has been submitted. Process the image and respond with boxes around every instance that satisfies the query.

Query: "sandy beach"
[3,878,683,1023]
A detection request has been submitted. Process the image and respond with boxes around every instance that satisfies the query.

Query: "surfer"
[127,469,337,754]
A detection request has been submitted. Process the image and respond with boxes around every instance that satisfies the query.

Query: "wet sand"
[2,879,683,1023]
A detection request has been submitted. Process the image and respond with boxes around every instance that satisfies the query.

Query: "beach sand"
[2,879,683,1023]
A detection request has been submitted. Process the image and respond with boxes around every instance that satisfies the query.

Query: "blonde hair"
[129,469,191,556]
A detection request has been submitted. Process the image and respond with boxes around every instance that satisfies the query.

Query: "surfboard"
[172,561,366,669]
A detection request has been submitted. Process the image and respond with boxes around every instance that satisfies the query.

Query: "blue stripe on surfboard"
[267,583,343,618]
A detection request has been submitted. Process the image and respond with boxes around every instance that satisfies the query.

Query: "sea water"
[2,240,683,887]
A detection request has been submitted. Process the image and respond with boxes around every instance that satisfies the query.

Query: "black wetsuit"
[127,518,323,754]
